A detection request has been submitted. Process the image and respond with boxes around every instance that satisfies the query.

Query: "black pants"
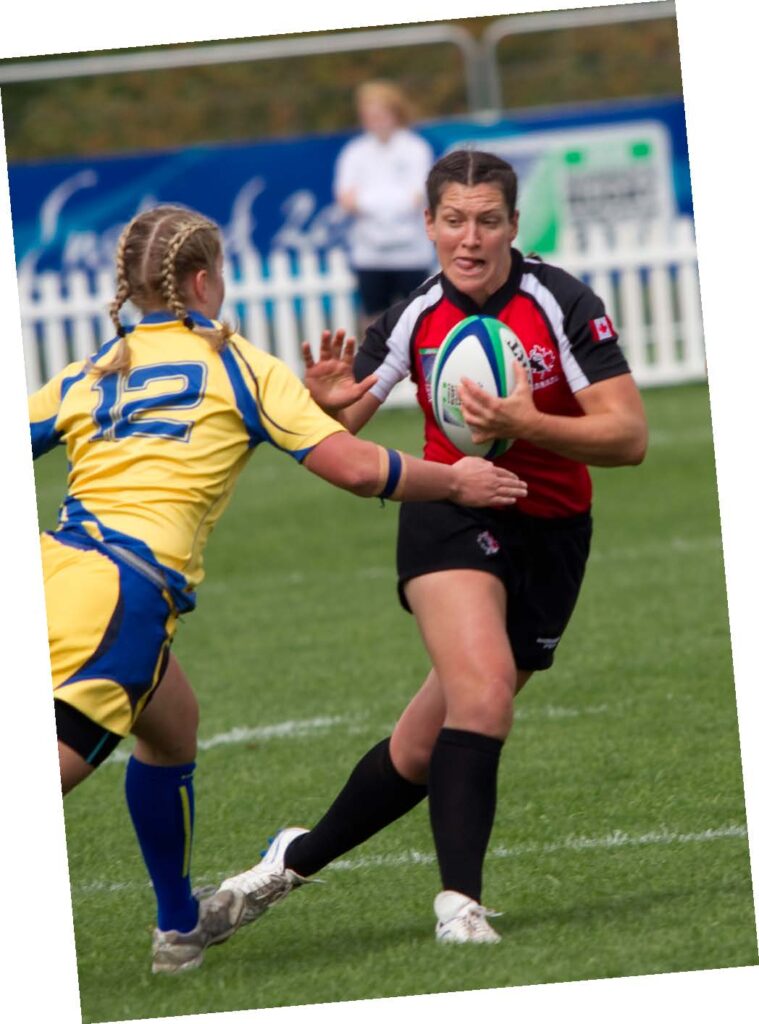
[356,267,430,317]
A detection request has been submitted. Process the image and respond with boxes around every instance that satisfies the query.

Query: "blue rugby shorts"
[41,531,178,740]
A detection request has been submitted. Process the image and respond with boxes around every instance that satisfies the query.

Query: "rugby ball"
[430,315,532,458]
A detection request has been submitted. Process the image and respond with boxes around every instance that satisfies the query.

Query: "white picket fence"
[17,217,704,400]
[555,216,705,388]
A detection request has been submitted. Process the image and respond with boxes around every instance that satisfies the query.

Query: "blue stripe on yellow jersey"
[29,311,345,600]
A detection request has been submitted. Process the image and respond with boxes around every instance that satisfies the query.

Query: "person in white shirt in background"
[334,80,435,333]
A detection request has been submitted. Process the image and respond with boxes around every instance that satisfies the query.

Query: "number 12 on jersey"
[91,362,207,442]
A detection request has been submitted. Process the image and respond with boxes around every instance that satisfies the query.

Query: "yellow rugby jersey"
[30,310,345,608]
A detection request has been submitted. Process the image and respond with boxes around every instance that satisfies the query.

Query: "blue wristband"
[378,448,403,499]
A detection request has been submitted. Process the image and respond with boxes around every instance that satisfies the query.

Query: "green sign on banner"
[446,121,676,254]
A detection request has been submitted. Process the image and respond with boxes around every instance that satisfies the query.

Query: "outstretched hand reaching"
[302,330,378,413]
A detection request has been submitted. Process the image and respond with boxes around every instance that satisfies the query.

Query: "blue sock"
[125,757,198,933]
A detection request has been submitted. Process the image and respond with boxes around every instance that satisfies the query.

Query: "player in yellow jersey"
[29,204,527,974]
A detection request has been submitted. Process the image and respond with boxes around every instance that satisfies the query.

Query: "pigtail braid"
[161,222,211,329]
[89,214,141,377]
[198,317,234,353]
[161,219,232,350]
[109,213,140,337]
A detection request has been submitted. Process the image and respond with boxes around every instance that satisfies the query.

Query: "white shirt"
[334,128,435,270]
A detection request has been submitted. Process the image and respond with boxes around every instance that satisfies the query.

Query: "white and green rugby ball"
[430,315,532,459]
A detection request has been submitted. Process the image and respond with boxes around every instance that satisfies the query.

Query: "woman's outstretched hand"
[302,330,378,413]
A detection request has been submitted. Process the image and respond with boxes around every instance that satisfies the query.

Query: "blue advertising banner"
[8,96,690,275]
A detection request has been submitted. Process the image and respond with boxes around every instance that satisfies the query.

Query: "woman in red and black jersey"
[221,151,648,944]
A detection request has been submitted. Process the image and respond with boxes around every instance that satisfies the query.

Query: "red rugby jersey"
[354,249,630,518]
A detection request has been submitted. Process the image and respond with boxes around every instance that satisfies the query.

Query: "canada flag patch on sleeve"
[589,315,615,342]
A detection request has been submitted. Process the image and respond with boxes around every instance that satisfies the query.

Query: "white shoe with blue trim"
[219,826,317,926]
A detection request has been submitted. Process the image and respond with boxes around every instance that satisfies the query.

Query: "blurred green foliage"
[495,18,682,106]
[1,16,682,163]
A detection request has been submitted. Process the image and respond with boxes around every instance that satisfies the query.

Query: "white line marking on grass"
[104,702,627,768]
[79,881,135,893]
[202,565,393,594]
[106,715,361,765]
[203,538,723,596]
[515,702,619,721]
[647,428,715,447]
[490,825,749,858]
[197,716,354,748]
[327,825,749,872]
[355,566,394,579]
[203,532,723,602]
[591,535,722,563]
[74,824,748,895]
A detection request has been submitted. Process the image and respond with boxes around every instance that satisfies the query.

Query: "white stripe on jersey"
[521,267,590,393]
[369,280,444,403]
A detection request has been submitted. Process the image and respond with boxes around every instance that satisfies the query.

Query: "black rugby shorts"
[396,501,592,671]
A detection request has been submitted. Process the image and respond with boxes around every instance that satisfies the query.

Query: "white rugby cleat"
[219,826,318,926]
[434,889,502,944]
[151,887,245,974]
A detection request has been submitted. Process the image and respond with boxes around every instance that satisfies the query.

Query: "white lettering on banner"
[23,172,349,274]
[271,193,348,253]
[18,169,100,276]
[225,176,265,257]
[40,169,98,242]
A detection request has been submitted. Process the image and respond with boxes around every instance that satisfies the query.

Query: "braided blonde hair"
[92,205,233,377]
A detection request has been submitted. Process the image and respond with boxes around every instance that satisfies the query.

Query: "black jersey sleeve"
[353,275,444,400]
[527,259,630,390]
[562,278,631,384]
[354,300,407,382]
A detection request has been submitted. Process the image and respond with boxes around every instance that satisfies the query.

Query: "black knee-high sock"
[284,737,427,876]
[428,727,504,903]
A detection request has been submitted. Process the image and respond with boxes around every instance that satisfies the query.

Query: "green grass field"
[33,383,757,1023]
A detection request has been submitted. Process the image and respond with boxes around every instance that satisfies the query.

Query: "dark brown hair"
[426,150,518,218]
